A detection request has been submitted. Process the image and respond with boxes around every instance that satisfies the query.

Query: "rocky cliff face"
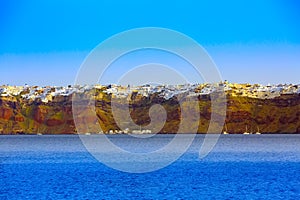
[0,89,299,134]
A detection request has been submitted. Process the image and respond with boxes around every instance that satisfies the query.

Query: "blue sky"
[0,0,300,85]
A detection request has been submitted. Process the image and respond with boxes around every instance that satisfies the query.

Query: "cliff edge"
[0,83,299,134]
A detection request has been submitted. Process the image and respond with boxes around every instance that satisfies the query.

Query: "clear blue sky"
[0,0,300,86]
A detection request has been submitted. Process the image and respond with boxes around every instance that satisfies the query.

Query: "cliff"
[0,84,299,134]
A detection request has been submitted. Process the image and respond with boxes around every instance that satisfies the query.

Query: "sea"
[0,134,300,199]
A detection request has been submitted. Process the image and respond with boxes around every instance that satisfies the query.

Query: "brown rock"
[46,119,64,126]
[0,108,13,120]
[0,89,300,134]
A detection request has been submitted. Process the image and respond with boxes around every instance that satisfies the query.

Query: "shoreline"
[1,132,300,135]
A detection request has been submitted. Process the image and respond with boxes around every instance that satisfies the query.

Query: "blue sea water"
[0,134,300,199]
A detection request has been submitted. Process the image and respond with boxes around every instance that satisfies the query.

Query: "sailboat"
[223,123,229,134]
[243,125,251,134]
[255,125,261,134]
[37,126,42,135]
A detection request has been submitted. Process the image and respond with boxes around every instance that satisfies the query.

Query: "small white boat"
[243,125,251,135]
[223,124,229,134]
[37,133,43,136]
[255,126,261,134]
[85,132,91,135]
[131,125,143,134]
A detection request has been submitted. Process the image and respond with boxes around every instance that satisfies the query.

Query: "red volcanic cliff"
[0,87,300,134]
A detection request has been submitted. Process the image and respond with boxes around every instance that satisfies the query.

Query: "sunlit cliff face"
[0,83,300,134]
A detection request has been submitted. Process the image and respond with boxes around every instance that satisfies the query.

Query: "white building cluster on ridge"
[1,82,300,103]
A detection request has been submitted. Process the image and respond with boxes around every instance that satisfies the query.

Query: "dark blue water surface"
[1,134,300,199]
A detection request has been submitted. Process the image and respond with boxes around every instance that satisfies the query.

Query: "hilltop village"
[1,82,300,103]
[0,82,300,134]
